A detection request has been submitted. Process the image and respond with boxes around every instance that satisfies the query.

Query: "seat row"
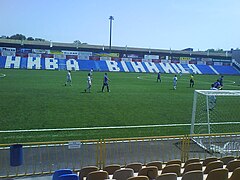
[100,157,240,176]
[52,156,240,180]
[52,167,240,180]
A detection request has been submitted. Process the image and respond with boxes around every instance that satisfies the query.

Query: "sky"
[1,0,240,51]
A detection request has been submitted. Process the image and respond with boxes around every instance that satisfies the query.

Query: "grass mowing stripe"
[1,123,240,144]
[1,121,240,133]
[0,69,240,143]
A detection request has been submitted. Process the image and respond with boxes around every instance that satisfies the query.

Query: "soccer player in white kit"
[65,70,72,86]
[85,73,92,93]
[173,74,178,90]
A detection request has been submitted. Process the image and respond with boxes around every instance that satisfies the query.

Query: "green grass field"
[0,69,239,144]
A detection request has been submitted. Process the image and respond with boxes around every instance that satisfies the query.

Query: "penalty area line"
[1,122,240,133]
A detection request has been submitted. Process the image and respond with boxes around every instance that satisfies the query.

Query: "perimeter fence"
[0,133,240,178]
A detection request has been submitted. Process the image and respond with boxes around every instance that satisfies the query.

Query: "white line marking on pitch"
[1,122,240,133]
[137,75,237,87]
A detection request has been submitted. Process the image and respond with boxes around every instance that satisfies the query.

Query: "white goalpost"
[190,90,240,152]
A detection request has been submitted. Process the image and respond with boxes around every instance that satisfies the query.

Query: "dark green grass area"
[0,69,239,143]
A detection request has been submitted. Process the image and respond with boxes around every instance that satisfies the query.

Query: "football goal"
[190,90,240,153]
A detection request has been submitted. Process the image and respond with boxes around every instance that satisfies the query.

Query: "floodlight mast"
[109,16,114,53]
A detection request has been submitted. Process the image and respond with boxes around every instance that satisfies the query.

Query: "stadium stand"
[1,55,239,75]
[7,155,240,180]
[1,133,240,179]
[0,38,240,75]
[212,65,240,75]
[194,64,216,75]
[79,60,96,71]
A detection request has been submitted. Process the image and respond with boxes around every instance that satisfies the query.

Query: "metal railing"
[0,133,240,178]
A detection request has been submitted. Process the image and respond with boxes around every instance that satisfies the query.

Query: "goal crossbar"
[195,90,240,96]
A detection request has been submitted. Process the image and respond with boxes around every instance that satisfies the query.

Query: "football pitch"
[0,69,239,144]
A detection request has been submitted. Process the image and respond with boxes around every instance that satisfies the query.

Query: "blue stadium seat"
[79,60,96,71]
[59,174,78,180]
[52,169,73,180]
[196,65,215,74]
[98,60,109,71]
[212,65,239,75]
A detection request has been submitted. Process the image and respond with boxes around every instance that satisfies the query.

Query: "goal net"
[190,90,240,153]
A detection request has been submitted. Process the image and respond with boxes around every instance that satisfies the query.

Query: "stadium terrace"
[0,39,240,75]
[0,56,239,75]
